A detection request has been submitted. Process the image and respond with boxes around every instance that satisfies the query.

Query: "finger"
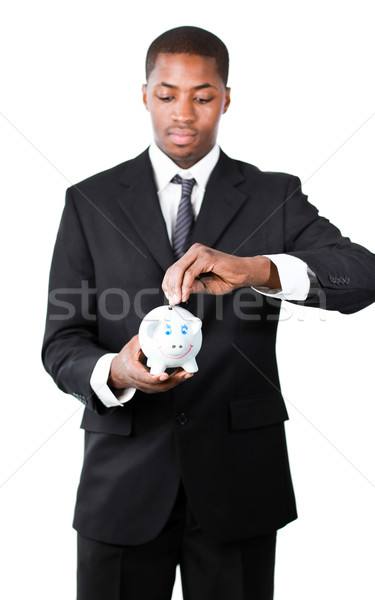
[137,369,194,393]
[116,345,163,381]
[167,369,194,382]
[167,368,184,376]
[147,371,194,392]
[165,259,203,304]
[136,373,171,392]
[133,363,169,384]
[167,368,190,380]
[126,338,172,384]
[109,353,149,387]
[162,263,186,305]
[180,267,213,301]
[185,273,216,298]
[112,336,170,389]
[162,248,201,304]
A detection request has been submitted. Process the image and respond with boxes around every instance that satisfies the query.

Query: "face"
[142,53,231,168]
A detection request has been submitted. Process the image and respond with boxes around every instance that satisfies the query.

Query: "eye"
[195,97,213,104]
[165,324,172,335]
[157,95,174,102]
[181,324,188,335]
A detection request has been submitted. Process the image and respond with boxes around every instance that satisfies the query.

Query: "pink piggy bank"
[139,305,203,375]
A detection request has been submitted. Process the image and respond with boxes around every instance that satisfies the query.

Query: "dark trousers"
[77,485,277,600]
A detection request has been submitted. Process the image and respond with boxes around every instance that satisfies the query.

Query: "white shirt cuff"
[252,254,312,301]
[90,353,136,407]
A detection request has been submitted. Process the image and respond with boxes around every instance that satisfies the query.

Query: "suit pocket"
[230,391,289,430]
[80,405,133,437]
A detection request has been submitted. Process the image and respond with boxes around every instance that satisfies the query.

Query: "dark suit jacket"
[42,149,375,545]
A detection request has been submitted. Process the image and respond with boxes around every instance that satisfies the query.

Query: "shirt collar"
[148,142,220,192]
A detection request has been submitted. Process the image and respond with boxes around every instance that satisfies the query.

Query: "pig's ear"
[190,318,202,335]
[145,320,159,338]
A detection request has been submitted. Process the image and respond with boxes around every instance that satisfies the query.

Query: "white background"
[1,1,375,598]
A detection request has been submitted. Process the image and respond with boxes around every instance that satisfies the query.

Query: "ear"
[145,320,159,338]
[190,318,202,335]
[142,84,149,111]
[223,87,231,114]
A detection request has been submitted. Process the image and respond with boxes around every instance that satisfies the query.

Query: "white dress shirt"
[90,143,313,407]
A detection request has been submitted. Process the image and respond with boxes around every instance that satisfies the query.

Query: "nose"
[172,96,196,123]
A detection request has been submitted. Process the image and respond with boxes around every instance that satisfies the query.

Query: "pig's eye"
[165,324,172,335]
[181,324,188,335]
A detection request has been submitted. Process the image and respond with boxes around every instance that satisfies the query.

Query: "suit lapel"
[191,150,247,249]
[115,150,175,272]
[113,149,248,272]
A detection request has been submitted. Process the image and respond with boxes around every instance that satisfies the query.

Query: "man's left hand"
[162,244,280,305]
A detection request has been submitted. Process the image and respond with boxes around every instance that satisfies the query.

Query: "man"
[42,26,375,600]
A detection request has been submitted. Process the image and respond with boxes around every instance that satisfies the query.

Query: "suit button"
[176,412,189,426]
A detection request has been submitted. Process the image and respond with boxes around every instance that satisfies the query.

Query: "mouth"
[158,344,193,359]
[167,129,197,146]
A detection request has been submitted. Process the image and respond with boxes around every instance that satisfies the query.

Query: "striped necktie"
[171,174,196,260]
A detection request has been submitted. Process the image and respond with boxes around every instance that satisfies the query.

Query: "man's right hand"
[107,334,194,394]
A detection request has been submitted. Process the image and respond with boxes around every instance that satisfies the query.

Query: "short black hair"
[145,26,229,85]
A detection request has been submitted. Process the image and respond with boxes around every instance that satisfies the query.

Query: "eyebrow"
[159,82,218,91]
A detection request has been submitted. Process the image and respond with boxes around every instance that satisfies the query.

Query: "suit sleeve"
[283,175,375,314]
[41,187,111,413]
